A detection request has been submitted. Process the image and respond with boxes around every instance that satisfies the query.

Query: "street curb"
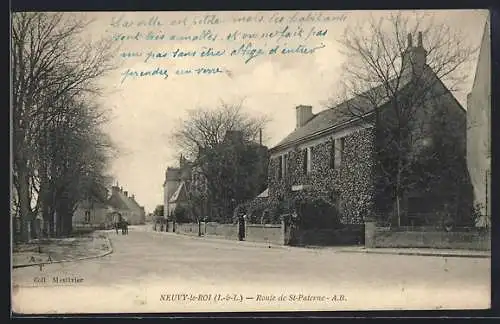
[161,230,292,250]
[138,228,492,258]
[336,249,491,259]
[12,233,114,269]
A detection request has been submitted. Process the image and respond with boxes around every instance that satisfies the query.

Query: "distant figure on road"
[238,213,246,241]
[121,218,129,235]
[113,213,122,235]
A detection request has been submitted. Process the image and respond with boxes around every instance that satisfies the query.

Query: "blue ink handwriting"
[121,67,169,84]
[110,15,163,28]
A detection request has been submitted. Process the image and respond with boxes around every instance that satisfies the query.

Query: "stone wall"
[365,220,491,250]
[245,224,283,245]
[292,225,365,246]
[173,222,284,244]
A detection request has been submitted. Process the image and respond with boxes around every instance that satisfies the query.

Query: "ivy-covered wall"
[268,127,376,225]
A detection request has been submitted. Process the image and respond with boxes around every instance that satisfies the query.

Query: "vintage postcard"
[11,9,491,315]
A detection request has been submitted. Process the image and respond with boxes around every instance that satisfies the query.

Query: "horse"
[121,219,129,235]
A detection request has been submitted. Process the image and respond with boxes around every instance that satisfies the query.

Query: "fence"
[365,220,491,250]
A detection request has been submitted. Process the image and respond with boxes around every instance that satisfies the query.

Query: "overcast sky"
[81,10,488,212]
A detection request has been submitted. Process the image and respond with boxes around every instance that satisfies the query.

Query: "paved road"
[12,226,491,314]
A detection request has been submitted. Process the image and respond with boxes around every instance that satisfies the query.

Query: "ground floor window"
[84,210,91,223]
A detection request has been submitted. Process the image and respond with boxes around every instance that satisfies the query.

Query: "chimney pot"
[124,191,128,197]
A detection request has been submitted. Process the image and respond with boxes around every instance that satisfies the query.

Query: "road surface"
[12,225,491,314]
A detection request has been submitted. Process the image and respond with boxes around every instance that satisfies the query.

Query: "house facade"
[267,32,472,230]
[163,130,268,223]
[107,185,146,225]
[467,18,491,228]
[73,184,114,228]
[163,155,193,219]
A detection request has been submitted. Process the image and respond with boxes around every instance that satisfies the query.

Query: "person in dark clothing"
[121,219,129,235]
[238,213,245,241]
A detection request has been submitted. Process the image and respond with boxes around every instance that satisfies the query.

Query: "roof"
[271,74,415,152]
[256,188,269,198]
[108,193,130,210]
[169,181,187,203]
[107,188,141,212]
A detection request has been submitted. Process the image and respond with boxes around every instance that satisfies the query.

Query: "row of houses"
[73,184,146,227]
[162,26,491,235]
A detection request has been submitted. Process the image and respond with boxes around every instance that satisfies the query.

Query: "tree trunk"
[17,163,31,242]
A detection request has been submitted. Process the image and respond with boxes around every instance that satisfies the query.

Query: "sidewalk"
[136,225,291,250]
[323,246,491,258]
[132,225,491,258]
[12,231,113,268]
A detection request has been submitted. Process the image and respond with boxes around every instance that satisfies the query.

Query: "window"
[334,137,345,169]
[329,140,335,169]
[281,154,288,179]
[303,147,312,174]
[277,156,283,180]
[85,211,91,223]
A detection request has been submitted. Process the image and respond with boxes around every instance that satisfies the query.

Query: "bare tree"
[171,101,270,222]
[11,12,118,240]
[328,11,477,227]
[171,99,270,160]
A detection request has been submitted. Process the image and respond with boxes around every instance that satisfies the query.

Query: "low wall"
[245,224,283,245]
[365,222,491,250]
[175,222,200,236]
[293,225,365,246]
[173,222,284,244]
[205,222,239,240]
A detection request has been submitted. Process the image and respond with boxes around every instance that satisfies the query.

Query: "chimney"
[124,191,128,197]
[224,130,244,144]
[131,194,135,200]
[401,32,427,76]
[259,128,262,145]
[296,105,314,129]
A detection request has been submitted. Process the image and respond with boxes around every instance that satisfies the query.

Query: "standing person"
[123,219,129,235]
[113,213,121,235]
[238,213,245,241]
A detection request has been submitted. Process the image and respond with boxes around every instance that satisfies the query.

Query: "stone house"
[163,155,193,220]
[72,184,114,228]
[107,185,146,225]
[467,18,491,228]
[267,32,472,230]
[163,130,268,222]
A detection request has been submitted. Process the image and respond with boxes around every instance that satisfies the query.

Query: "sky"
[79,10,488,213]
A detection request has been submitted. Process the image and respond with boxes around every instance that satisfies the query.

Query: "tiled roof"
[271,71,417,151]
